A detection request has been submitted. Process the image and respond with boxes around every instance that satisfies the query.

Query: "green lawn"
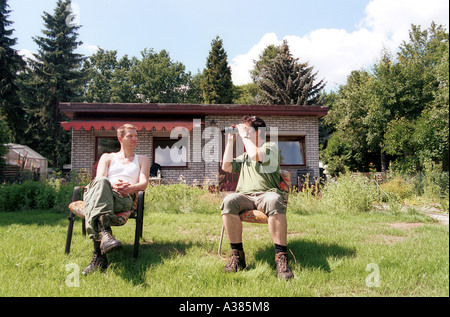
[0,207,448,297]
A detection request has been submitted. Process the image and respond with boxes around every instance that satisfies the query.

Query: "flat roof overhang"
[59,102,329,120]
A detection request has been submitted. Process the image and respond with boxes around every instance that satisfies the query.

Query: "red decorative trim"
[61,120,194,132]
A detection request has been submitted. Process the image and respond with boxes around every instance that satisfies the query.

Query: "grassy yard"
[0,204,448,297]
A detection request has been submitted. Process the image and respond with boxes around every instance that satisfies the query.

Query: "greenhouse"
[1,144,48,181]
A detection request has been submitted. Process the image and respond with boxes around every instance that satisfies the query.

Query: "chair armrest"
[137,190,145,212]
[72,186,85,202]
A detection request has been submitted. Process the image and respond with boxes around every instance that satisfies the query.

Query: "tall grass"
[288,173,378,215]
[144,183,223,214]
[288,170,449,216]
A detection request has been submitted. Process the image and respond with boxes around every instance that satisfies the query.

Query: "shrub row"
[0,180,75,212]
[1,169,448,214]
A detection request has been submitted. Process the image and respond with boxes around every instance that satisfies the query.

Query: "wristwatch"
[243,134,251,139]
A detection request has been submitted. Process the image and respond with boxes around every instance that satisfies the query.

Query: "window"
[278,136,306,166]
[96,137,120,160]
[153,137,188,167]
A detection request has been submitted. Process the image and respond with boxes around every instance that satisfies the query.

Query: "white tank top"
[107,154,140,185]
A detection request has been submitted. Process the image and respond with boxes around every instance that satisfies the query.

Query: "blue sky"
[8,0,449,91]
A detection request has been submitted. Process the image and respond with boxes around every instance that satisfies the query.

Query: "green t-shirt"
[232,142,281,194]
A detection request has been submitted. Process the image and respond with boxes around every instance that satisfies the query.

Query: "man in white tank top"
[82,124,150,275]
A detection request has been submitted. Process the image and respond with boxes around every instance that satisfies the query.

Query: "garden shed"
[59,103,328,190]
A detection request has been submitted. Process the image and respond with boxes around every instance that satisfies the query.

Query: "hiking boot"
[275,252,293,280]
[82,250,108,275]
[99,227,122,254]
[82,238,108,275]
[224,250,246,273]
[98,216,122,254]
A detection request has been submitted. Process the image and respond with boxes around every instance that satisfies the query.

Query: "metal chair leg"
[65,211,75,254]
[65,186,83,254]
[133,191,145,259]
[218,224,225,259]
[133,221,140,259]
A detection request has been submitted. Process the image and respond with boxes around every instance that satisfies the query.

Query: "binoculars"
[224,126,239,134]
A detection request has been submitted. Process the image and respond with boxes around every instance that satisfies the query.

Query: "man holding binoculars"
[220,115,293,280]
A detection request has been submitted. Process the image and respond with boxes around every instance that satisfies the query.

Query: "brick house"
[60,103,328,189]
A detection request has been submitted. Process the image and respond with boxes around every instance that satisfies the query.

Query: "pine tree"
[28,0,85,166]
[0,0,26,142]
[201,36,233,104]
[257,40,326,105]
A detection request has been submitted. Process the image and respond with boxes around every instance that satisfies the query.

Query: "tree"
[322,22,449,174]
[365,49,403,172]
[109,54,135,103]
[381,23,449,171]
[321,70,375,175]
[233,83,259,104]
[256,40,326,105]
[0,116,11,168]
[83,48,119,103]
[251,44,280,82]
[26,0,85,167]
[0,0,26,143]
[201,36,233,104]
[83,48,202,104]
[183,71,204,104]
[128,48,191,103]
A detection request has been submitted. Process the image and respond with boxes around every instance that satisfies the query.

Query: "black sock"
[275,244,287,254]
[230,242,243,251]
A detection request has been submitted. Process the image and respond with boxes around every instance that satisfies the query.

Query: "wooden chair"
[64,162,145,258]
[218,170,291,258]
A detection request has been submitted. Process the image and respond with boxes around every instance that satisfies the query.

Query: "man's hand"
[113,179,132,196]
[236,124,250,139]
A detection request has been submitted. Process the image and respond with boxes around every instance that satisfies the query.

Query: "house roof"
[59,102,329,120]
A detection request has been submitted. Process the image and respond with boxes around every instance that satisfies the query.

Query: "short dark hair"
[242,115,266,131]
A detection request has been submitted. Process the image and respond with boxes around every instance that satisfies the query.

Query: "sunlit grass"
[0,206,447,297]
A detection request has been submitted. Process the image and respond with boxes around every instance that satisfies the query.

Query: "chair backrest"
[91,161,99,180]
[279,170,291,203]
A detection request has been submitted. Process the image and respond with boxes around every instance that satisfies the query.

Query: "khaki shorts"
[220,191,286,217]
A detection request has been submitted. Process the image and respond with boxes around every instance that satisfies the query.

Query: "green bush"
[380,175,416,202]
[0,180,75,212]
[321,173,377,213]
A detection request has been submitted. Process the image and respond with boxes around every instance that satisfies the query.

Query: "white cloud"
[362,0,449,45]
[230,33,281,86]
[18,49,37,62]
[79,43,99,56]
[230,0,449,90]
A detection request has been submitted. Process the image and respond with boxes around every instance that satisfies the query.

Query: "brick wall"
[204,115,320,185]
[70,115,320,186]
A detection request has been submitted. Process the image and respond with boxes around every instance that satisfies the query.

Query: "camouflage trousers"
[83,177,135,239]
